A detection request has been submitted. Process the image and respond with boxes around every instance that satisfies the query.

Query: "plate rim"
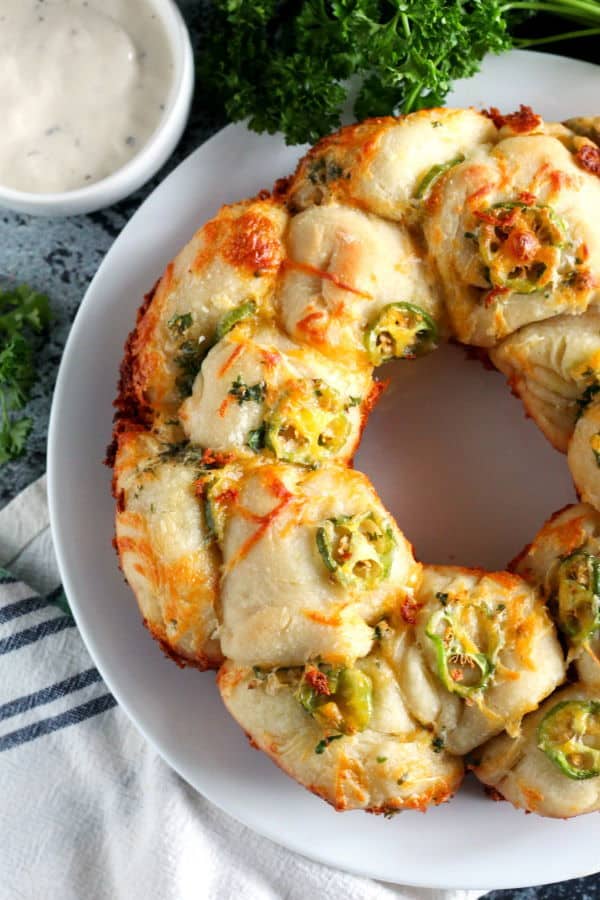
[47,49,600,890]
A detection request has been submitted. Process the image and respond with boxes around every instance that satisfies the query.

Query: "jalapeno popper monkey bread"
[111,107,600,817]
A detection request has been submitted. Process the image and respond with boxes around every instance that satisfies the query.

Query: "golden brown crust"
[483,105,542,134]
[108,191,290,441]
[287,117,400,213]
[148,620,220,671]
[112,426,224,670]
[108,281,159,455]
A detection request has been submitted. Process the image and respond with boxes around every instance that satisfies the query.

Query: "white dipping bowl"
[0,0,194,217]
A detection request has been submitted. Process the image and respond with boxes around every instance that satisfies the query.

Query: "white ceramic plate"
[48,50,600,890]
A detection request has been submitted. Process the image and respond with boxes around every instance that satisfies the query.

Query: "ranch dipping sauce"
[0,0,175,194]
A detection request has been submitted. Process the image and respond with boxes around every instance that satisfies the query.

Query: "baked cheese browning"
[477,202,566,295]
[490,312,600,453]
[288,108,497,220]
[385,566,565,756]
[118,197,289,424]
[511,503,600,688]
[473,684,600,818]
[569,400,600,515]
[112,429,223,669]
[424,135,600,347]
[483,105,543,135]
[218,653,463,813]
[178,323,373,464]
[278,203,444,363]
[218,463,420,668]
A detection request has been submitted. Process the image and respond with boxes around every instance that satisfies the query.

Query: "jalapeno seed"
[365,302,438,366]
[554,551,600,645]
[316,512,395,589]
[538,699,600,780]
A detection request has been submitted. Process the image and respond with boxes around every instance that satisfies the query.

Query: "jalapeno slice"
[202,476,230,543]
[477,202,566,295]
[553,551,600,645]
[591,433,600,468]
[425,600,503,699]
[215,300,256,341]
[295,664,373,734]
[538,699,600,779]
[365,302,438,366]
[200,470,239,543]
[415,155,465,199]
[316,512,395,589]
[265,379,351,466]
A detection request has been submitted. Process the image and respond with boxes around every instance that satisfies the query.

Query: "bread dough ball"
[288,108,497,220]
[491,311,600,452]
[512,503,600,687]
[113,429,222,668]
[424,135,600,346]
[218,649,463,813]
[179,323,373,464]
[384,566,565,755]
[119,198,288,423]
[474,683,600,818]
[218,462,420,667]
[278,203,444,364]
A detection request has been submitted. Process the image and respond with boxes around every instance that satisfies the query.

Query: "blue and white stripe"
[0,480,117,755]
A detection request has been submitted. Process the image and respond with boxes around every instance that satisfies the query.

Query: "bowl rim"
[0,0,194,213]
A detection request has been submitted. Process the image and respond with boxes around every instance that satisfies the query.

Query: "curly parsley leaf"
[0,285,51,464]
[198,1,599,146]
[0,284,52,337]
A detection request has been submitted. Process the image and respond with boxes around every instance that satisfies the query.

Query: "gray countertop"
[1,3,598,896]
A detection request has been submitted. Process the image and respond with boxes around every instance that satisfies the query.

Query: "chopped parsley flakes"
[228,375,266,406]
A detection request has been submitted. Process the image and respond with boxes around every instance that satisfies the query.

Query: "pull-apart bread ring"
[110,105,600,816]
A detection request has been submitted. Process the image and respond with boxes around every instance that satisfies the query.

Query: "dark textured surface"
[0,4,598,894]
[487,879,600,900]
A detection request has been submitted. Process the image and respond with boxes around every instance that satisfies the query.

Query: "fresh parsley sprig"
[0,284,51,464]
[198,0,600,146]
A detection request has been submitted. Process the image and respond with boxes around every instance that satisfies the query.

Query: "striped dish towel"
[0,477,484,900]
